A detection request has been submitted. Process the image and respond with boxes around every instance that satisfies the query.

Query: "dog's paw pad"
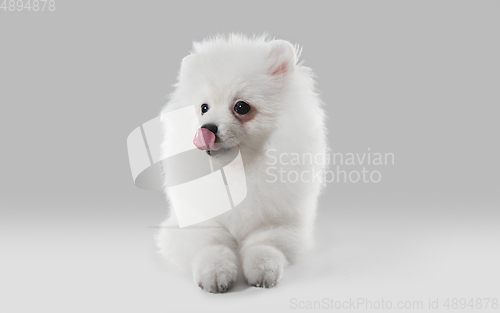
[242,245,287,289]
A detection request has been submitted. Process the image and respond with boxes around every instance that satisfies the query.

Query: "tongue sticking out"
[193,128,220,151]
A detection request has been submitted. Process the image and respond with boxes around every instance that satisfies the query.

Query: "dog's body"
[156,35,327,293]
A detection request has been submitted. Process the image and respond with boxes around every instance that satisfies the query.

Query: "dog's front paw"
[192,245,238,293]
[242,245,288,288]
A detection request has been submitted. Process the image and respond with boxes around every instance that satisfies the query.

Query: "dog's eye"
[234,101,251,115]
[201,104,209,115]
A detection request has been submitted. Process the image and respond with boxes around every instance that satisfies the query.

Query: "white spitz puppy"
[156,34,327,293]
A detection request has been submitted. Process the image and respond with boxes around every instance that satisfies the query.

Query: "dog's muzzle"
[193,124,220,151]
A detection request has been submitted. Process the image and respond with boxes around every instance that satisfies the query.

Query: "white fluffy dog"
[156,34,327,293]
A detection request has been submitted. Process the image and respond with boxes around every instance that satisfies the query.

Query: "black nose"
[201,123,218,135]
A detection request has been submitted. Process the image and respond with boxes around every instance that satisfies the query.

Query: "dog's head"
[175,36,298,157]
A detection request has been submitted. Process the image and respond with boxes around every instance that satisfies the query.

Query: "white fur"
[156,34,327,293]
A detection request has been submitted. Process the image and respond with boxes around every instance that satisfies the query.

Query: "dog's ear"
[180,54,193,69]
[268,40,297,76]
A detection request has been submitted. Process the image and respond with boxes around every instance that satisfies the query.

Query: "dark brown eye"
[234,101,251,115]
[201,104,209,114]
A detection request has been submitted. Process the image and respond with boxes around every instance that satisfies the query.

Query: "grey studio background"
[1,1,499,312]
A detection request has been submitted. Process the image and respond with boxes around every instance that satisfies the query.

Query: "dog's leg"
[240,225,311,288]
[157,224,238,293]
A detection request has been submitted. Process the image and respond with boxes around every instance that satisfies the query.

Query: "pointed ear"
[267,40,297,76]
[180,53,193,69]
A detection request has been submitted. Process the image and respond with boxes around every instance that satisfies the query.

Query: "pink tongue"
[193,128,220,151]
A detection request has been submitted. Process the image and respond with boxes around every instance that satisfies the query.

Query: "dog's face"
[175,38,297,157]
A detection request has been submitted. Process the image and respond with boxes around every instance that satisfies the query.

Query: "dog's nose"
[194,123,220,151]
[201,123,218,135]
